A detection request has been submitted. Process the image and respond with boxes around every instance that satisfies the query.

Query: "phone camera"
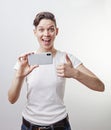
[47,53,51,56]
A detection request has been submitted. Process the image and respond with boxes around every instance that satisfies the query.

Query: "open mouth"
[42,39,51,45]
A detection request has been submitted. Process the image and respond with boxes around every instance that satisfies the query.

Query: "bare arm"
[72,64,104,91]
[8,72,25,104]
[56,54,105,92]
[8,53,38,104]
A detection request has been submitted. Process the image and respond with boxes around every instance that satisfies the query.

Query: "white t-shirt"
[14,50,82,125]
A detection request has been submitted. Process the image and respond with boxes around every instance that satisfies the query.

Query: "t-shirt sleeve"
[68,53,82,68]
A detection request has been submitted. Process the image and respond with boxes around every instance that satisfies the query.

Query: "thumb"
[66,54,72,65]
[30,65,39,72]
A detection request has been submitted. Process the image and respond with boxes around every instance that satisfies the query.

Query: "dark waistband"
[22,116,68,130]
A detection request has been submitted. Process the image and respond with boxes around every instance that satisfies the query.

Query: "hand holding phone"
[28,52,53,65]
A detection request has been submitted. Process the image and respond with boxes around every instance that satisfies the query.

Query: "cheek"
[51,33,57,39]
[36,33,42,39]
[36,36,41,43]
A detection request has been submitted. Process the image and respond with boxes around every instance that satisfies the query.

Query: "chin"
[43,46,53,51]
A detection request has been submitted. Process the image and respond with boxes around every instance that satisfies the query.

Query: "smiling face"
[34,19,58,52]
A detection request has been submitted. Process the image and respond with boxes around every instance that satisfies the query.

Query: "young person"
[8,11,105,130]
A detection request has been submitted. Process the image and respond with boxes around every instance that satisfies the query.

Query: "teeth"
[43,39,50,42]
[44,39,50,40]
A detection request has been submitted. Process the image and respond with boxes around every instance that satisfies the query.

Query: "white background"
[0,0,111,130]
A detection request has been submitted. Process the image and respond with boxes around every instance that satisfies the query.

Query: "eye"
[48,27,55,32]
[38,28,44,32]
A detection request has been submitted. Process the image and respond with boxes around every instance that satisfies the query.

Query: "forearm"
[8,74,25,104]
[72,69,105,92]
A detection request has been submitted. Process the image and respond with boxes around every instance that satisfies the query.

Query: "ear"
[56,28,59,35]
[33,29,37,36]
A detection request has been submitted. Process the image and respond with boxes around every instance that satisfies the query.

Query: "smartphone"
[28,52,53,65]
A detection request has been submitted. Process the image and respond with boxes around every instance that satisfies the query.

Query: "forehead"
[37,19,55,28]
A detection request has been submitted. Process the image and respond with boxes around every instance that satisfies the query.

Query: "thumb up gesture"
[56,54,76,78]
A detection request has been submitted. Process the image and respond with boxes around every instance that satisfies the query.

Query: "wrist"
[72,69,80,79]
[16,70,26,79]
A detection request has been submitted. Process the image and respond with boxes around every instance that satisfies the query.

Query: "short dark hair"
[33,12,57,27]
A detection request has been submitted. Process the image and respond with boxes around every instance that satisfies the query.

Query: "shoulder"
[56,50,77,59]
[57,50,82,68]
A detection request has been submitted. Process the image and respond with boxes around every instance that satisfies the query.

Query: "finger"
[19,52,35,58]
[29,65,39,72]
[57,73,65,77]
[56,69,64,74]
[19,56,27,62]
[56,65,64,70]
[31,65,39,69]
[19,53,32,61]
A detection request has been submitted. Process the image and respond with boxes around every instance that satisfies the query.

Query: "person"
[8,11,105,130]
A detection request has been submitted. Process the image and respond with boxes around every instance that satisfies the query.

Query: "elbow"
[95,81,105,92]
[99,83,105,92]
[8,97,16,104]
[8,92,17,104]
[88,79,105,92]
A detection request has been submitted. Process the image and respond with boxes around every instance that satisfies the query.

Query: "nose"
[44,30,49,36]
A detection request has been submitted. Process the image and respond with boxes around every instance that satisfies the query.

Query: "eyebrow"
[38,25,55,28]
